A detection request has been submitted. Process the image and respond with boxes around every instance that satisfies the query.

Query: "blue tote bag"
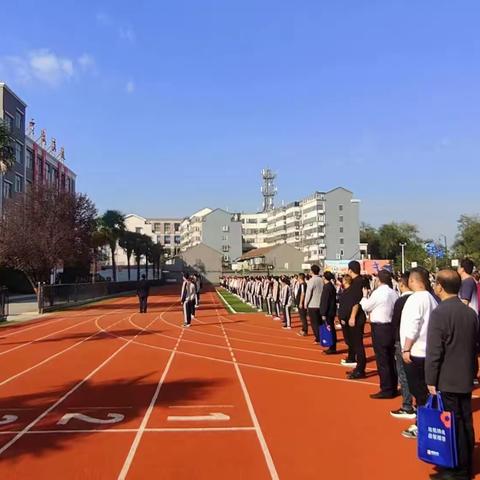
[320,323,334,348]
[417,393,458,469]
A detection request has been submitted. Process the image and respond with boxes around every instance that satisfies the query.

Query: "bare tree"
[0,185,97,292]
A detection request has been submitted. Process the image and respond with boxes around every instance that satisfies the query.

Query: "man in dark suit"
[426,269,478,480]
[137,274,150,313]
[320,271,338,354]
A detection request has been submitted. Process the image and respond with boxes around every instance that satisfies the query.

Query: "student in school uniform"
[296,273,308,336]
[280,276,293,329]
[180,273,196,327]
[320,271,338,354]
[271,277,281,320]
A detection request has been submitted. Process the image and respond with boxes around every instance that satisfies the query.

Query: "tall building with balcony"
[0,83,76,211]
[239,212,269,251]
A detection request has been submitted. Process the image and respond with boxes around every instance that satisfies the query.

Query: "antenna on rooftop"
[261,168,277,212]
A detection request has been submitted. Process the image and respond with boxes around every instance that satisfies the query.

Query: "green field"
[216,288,258,313]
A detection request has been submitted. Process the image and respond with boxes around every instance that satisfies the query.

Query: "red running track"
[0,286,478,479]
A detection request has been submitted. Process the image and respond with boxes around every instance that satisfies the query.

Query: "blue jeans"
[394,341,413,410]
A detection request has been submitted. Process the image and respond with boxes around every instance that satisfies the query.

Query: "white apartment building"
[239,212,269,250]
[238,187,360,265]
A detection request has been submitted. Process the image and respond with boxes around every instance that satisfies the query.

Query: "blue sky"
[1,0,479,244]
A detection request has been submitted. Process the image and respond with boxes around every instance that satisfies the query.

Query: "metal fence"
[38,279,164,313]
[0,287,8,322]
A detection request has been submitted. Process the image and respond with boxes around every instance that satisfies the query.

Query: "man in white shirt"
[399,267,438,439]
[361,270,399,399]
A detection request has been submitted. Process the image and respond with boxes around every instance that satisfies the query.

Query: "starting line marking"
[168,405,234,409]
[0,427,256,435]
[0,415,18,426]
[167,412,230,422]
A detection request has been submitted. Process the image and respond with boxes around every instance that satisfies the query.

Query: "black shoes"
[430,470,471,480]
[370,391,397,400]
[347,371,366,380]
[323,348,337,355]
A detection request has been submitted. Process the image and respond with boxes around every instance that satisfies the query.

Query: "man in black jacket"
[426,269,478,480]
[296,273,308,337]
[320,271,338,354]
[137,274,150,313]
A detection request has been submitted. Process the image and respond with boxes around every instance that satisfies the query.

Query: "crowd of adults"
[220,259,479,480]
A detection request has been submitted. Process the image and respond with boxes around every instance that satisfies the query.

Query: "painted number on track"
[57,413,125,425]
[0,415,18,426]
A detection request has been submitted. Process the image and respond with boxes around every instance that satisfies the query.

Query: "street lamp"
[399,242,407,273]
[439,234,448,260]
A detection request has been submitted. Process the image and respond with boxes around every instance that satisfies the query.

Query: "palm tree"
[133,234,152,281]
[0,120,15,174]
[91,229,109,282]
[150,243,164,279]
[119,231,137,281]
[98,210,126,282]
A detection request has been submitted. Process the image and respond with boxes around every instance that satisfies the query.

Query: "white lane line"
[65,406,134,410]
[0,309,129,388]
[0,297,133,340]
[117,305,184,480]
[0,317,95,356]
[216,289,237,314]
[168,405,234,409]
[0,426,256,435]
[0,311,160,457]
[216,306,279,480]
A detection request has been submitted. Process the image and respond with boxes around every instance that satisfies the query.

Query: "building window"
[174,235,181,244]
[339,215,344,222]
[15,142,23,164]
[14,174,23,193]
[340,227,344,233]
[223,255,230,262]
[222,234,228,241]
[164,236,171,244]
[222,225,229,232]
[3,113,13,131]
[153,223,161,232]
[340,249,344,256]
[164,223,171,234]
[339,205,343,211]
[174,223,180,232]
[222,245,229,252]
[15,111,23,129]
[3,181,12,199]
[135,227,142,234]
[26,149,34,169]
[340,238,344,245]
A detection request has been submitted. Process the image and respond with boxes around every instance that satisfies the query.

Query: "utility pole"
[399,242,406,273]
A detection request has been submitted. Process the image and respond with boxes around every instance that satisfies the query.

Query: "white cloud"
[78,53,95,70]
[0,50,95,87]
[119,26,136,43]
[126,80,135,93]
[96,12,112,26]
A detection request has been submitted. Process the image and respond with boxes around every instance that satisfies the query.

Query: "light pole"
[439,234,448,266]
[399,242,406,273]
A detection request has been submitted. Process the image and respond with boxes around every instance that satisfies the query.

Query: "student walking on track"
[137,274,150,313]
[180,273,197,327]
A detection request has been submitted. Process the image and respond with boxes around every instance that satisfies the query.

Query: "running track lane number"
[167,412,230,422]
[57,413,125,425]
[0,415,18,426]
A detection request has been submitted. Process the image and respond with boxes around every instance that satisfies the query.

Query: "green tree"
[360,223,381,258]
[133,234,153,281]
[453,215,480,266]
[98,210,126,282]
[149,243,164,280]
[91,228,109,282]
[0,120,15,174]
[119,231,137,281]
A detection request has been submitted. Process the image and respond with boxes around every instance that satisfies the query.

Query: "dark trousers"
[404,355,429,408]
[298,308,308,333]
[183,300,193,325]
[308,308,321,342]
[394,341,413,411]
[341,321,355,362]
[138,295,148,313]
[441,392,475,479]
[371,323,397,394]
[325,316,337,349]
[347,321,366,374]
[196,292,200,306]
